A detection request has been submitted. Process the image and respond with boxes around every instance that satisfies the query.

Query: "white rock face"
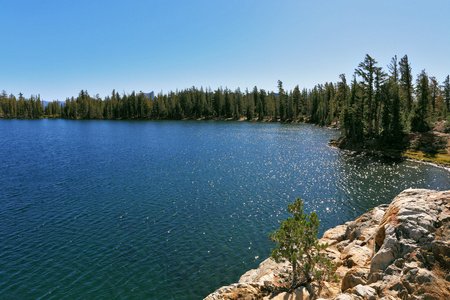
[352,284,377,300]
[205,189,450,300]
[239,257,289,284]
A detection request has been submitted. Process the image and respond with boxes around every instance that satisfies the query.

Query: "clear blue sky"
[1,0,449,101]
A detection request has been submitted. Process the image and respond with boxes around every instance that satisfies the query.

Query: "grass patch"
[404,150,450,166]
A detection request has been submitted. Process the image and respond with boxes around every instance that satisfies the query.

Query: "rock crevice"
[205,189,450,300]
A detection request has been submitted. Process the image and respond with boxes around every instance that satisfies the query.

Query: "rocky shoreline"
[328,120,450,169]
[205,189,450,299]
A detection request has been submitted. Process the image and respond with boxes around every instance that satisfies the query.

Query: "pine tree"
[278,80,286,121]
[411,70,430,132]
[213,88,224,117]
[310,86,320,124]
[444,75,450,112]
[252,86,260,120]
[269,198,336,289]
[196,88,207,118]
[267,92,276,119]
[380,80,392,141]
[399,55,413,114]
[429,76,439,117]
[234,88,244,119]
[292,85,302,120]
[246,89,255,120]
[334,74,348,125]
[388,55,404,143]
[224,89,233,118]
[373,68,387,136]
[288,91,295,121]
[341,75,364,144]
[259,89,267,119]
[356,54,379,136]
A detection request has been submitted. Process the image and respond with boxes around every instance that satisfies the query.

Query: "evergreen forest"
[2,54,450,151]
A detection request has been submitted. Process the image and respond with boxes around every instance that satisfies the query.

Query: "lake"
[1,119,449,299]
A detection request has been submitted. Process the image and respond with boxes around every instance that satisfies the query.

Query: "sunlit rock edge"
[205,189,450,300]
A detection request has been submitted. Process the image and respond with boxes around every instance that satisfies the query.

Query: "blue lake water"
[1,119,450,299]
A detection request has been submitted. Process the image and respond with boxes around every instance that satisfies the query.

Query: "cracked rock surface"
[205,189,450,299]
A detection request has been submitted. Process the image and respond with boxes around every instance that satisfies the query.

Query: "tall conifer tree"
[399,55,413,114]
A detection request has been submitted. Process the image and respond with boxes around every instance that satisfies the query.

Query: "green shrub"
[269,198,337,289]
[444,117,450,133]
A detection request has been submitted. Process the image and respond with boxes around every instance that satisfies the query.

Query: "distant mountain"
[143,91,155,100]
[42,100,65,107]
[41,93,154,108]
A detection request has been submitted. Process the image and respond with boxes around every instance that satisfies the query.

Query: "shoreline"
[405,157,450,171]
[328,139,450,171]
[5,116,450,171]
[205,188,450,299]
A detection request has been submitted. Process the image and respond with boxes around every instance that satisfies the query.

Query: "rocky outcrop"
[205,189,450,299]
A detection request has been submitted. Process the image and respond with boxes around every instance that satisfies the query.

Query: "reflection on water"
[0,120,449,299]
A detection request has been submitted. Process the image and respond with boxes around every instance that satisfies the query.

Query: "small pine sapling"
[269,198,337,289]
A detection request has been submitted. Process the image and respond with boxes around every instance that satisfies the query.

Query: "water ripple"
[1,120,450,299]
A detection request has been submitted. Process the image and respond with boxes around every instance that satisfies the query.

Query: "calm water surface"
[1,119,449,299]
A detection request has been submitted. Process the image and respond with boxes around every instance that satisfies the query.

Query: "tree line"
[2,54,450,147]
[0,91,45,119]
[340,54,450,150]
[0,83,308,122]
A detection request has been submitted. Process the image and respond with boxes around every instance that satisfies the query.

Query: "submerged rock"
[205,189,450,299]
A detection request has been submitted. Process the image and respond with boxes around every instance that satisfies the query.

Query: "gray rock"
[352,284,377,300]
[341,268,370,291]
[204,189,450,300]
[334,293,362,300]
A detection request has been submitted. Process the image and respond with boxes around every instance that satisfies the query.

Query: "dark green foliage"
[2,54,448,151]
[269,198,337,289]
[380,79,392,141]
[224,89,233,118]
[246,89,255,120]
[259,89,267,120]
[333,74,348,125]
[278,80,286,121]
[342,104,364,144]
[341,75,364,143]
[0,91,44,119]
[45,100,62,117]
[234,88,244,119]
[444,116,450,133]
[0,84,317,122]
[356,54,380,136]
[309,83,334,126]
[390,61,403,141]
[382,55,404,144]
[399,55,413,114]
[373,67,387,136]
[292,85,302,119]
[444,75,450,111]
[411,70,431,132]
[267,92,276,119]
[340,55,415,151]
[429,77,439,115]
